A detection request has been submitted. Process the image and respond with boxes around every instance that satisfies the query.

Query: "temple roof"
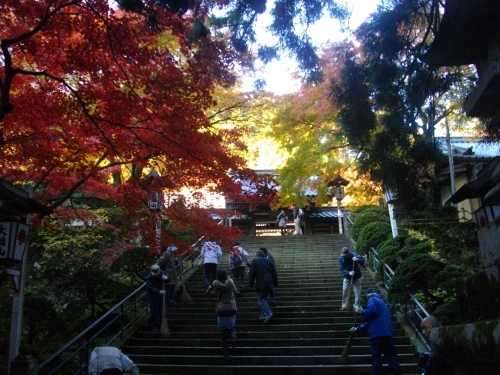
[422,0,500,67]
[446,157,500,204]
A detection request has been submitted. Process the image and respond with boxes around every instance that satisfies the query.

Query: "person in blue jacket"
[350,288,403,375]
[339,246,365,311]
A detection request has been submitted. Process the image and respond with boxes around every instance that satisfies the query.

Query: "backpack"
[298,208,305,217]
[231,249,244,266]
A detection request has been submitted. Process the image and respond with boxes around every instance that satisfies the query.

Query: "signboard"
[335,186,345,200]
[148,192,162,211]
[0,222,30,262]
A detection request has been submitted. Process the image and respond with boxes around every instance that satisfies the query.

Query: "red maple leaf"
[0,0,274,250]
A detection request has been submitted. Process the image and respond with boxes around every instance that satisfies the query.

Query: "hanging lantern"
[0,221,30,262]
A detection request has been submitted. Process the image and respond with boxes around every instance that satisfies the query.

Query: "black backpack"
[231,248,244,266]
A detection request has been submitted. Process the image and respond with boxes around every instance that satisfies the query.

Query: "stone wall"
[455,263,500,322]
[477,221,500,269]
[431,221,500,374]
[432,320,500,375]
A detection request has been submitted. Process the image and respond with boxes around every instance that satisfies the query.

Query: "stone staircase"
[123,234,420,374]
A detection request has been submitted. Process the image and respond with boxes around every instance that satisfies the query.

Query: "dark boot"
[230,328,237,347]
[220,339,230,357]
[221,329,231,357]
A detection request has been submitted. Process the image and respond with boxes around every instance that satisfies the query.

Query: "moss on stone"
[455,264,500,322]
[432,320,500,363]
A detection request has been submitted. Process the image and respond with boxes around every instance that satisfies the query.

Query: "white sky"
[246,0,380,94]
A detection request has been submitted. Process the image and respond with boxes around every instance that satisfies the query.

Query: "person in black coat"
[248,249,278,323]
[417,316,455,375]
[146,264,168,331]
[159,245,179,306]
[260,247,277,305]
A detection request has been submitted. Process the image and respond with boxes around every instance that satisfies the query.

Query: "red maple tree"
[0,0,276,252]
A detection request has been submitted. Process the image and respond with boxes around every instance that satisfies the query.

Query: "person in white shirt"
[88,346,139,375]
[201,237,222,294]
[290,203,303,235]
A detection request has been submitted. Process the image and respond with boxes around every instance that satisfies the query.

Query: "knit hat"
[151,264,160,276]
[340,247,350,255]
[365,287,377,296]
[290,202,296,207]
[256,250,266,257]
[166,245,178,253]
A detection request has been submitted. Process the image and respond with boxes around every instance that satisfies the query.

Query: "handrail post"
[120,304,124,340]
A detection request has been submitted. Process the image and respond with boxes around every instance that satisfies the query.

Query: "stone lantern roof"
[0,179,49,217]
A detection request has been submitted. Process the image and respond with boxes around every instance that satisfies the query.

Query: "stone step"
[125,344,417,356]
[129,334,414,345]
[137,364,418,375]
[123,234,419,374]
[132,352,419,365]
[140,324,410,334]
[162,311,395,320]
[169,306,361,319]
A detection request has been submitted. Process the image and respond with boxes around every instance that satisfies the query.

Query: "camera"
[415,351,430,370]
[415,351,430,359]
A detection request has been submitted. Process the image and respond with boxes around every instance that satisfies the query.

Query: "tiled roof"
[306,210,340,219]
[447,157,500,204]
[436,137,500,158]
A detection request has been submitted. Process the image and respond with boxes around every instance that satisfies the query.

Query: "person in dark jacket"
[249,249,278,323]
[260,247,277,305]
[146,264,168,331]
[350,288,403,375]
[159,245,179,307]
[417,316,455,375]
[339,246,365,311]
[228,242,249,291]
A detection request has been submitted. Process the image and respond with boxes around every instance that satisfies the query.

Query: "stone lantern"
[0,179,49,373]
[146,170,163,254]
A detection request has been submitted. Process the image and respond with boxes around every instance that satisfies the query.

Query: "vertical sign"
[0,222,30,262]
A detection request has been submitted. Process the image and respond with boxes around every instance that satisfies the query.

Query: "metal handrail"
[407,294,432,350]
[37,284,148,375]
[344,211,354,238]
[369,247,431,351]
[37,234,208,375]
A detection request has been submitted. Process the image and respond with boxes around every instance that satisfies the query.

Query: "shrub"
[432,299,461,325]
[388,253,445,306]
[355,221,392,255]
[350,206,388,241]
